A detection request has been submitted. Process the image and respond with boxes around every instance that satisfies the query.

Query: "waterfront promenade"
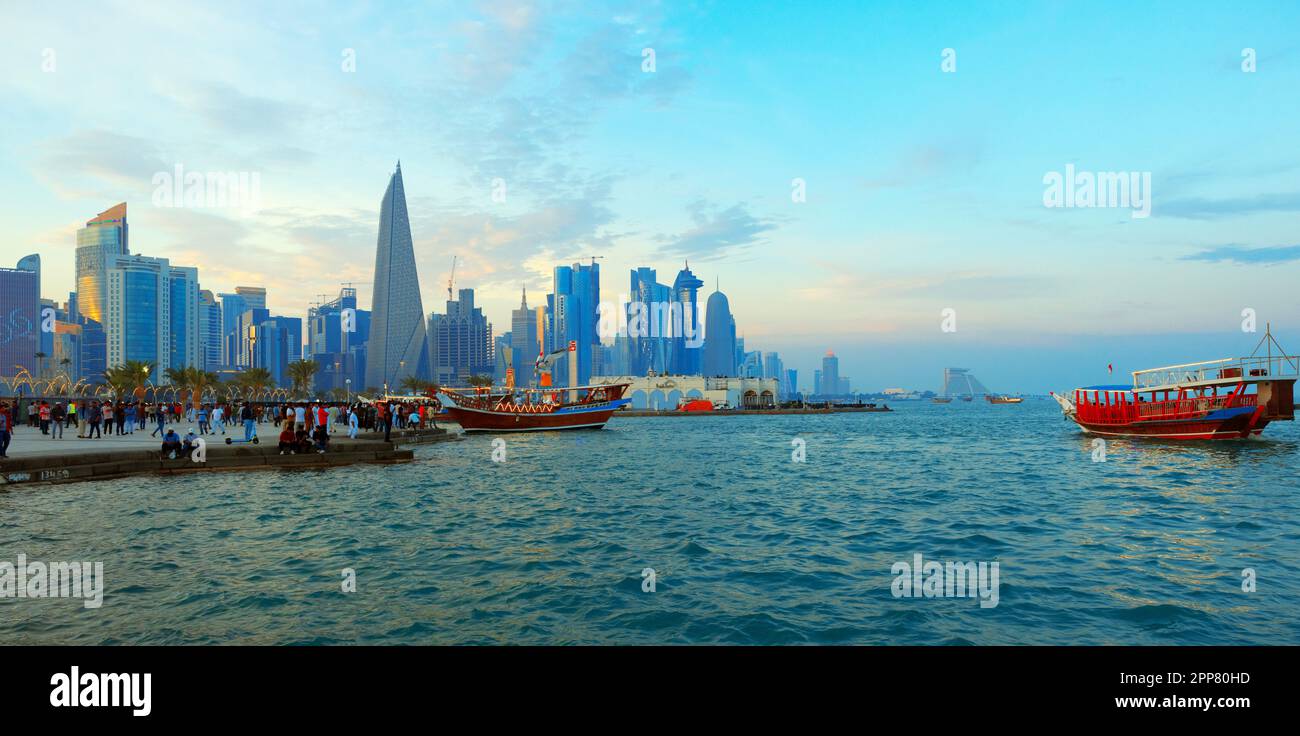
[0,423,453,487]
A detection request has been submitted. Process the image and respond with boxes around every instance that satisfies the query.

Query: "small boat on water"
[441,383,632,432]
[1051,329,1297,440]
[932,397,953,404]
[986,395,1023,404]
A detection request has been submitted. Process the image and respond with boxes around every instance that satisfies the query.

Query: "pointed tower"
[366,163,431,390]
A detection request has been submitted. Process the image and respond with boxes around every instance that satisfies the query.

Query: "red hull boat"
[1052,330,1297,440]
[441,383,631,433]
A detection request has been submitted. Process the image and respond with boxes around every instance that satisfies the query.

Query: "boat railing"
[1132,354,1300,390]
[1076,392,1257,424]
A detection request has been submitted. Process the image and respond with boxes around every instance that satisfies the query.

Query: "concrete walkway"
[1,423,450,459]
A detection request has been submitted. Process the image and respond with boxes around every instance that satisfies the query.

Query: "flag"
[1107,363,1113,374]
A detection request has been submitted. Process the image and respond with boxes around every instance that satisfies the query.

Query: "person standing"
[0,404,12,458]
[86,402,102,439]
[38,401,51,435]
[66,400,77,430]
[347,405,359,439]
[294,403,306,432]
[197,404,210,435]
[241,402,256,441]
[50,402,65,439]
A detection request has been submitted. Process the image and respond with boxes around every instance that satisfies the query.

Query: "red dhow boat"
[1051,329,1297,440]
[440,383,631,433]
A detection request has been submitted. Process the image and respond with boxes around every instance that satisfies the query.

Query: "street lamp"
[345,378,351,405]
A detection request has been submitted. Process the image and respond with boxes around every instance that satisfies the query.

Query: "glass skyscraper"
[105,254,170,381]
[670,262,704,375]
[550,260,600,385]
[702,287,736,377]
[198,289,222,372]
[510,288,540,386]
[75,203,128,382]
[366,163,432,390]
[0,260,40,380]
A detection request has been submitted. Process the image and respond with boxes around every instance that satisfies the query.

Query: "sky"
[2,0,1298,393]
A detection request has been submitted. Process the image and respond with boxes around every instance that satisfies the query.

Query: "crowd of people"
[0,397,440,460]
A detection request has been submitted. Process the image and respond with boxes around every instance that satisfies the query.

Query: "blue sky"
[2,0,1298,392]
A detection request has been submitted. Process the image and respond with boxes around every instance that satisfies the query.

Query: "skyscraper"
[0,260,40,380]
[510,287,540,386]
[429,288,494,386]
[219,292,247,367]
[168,266,200,372]
[551,260,600,385]
[104,254,171,381]
[671,262,704,375]
[75,203,128,382]
[365,163,431,390]
[627,267,673,376]
[820,351,840,396]
[235,286,266,311]
[198,289,222,372]
[702,286,736,376]
[75,203,129,325]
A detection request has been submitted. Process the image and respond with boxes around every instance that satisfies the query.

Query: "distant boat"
[932,397,953,404]
[1050,328,1297,440]
[441,383,631,432]
[986,395,1023,404]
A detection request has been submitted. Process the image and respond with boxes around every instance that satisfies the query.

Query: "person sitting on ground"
[182,429,200,458]
[312,423,330,454]
[278,425,297,455]
[294,426,312,454]
[160,429,183,459]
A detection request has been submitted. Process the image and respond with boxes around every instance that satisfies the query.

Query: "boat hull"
[1072,406,1269,440]
[445,403,624,432]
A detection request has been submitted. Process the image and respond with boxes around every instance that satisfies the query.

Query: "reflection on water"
[1,400,1297,645]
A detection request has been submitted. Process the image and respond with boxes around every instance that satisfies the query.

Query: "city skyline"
[3,2,1300,392]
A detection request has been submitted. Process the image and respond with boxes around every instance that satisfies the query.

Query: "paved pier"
[0,424,455,487]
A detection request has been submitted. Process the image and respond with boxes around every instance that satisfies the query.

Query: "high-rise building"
[168,266,200,372]
[219,292,247,367]
[365,163,431,390]
[627,267,673,376]
[429,288,494,386]
[763,351,784,398]
[551,260,600,385]
[308,287,368,393]
[75,203,129,326]
[198,289,222,372]
[75,204,128,382]
[670,262,704,375]
[494,331,513,385]
[104,254,170,381]
[237,308,271,368]
[784,368,798,399]
[820,351,840,396]
[254,316,298,388]
[0,260,40,380]
[510,288,540,386]
[702,287,736,377]
[235,286,266,311]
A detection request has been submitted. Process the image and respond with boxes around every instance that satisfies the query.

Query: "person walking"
[66,400,77,430]
[347,405,359,439]
[151,405,167,438]
[197,404,210,435]
[38,401,51,435]
[212,404,225,435]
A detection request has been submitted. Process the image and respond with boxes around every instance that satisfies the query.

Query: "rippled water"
[3,400,1298,645]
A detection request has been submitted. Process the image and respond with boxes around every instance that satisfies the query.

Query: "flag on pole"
[1107,363,1113,374]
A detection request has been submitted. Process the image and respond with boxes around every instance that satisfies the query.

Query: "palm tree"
[286,359,319,398]
[121,360,154,400]
[465,374,494,388]
[165,366,220,409]
[234,367,275,401]
[100,366,136,400]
